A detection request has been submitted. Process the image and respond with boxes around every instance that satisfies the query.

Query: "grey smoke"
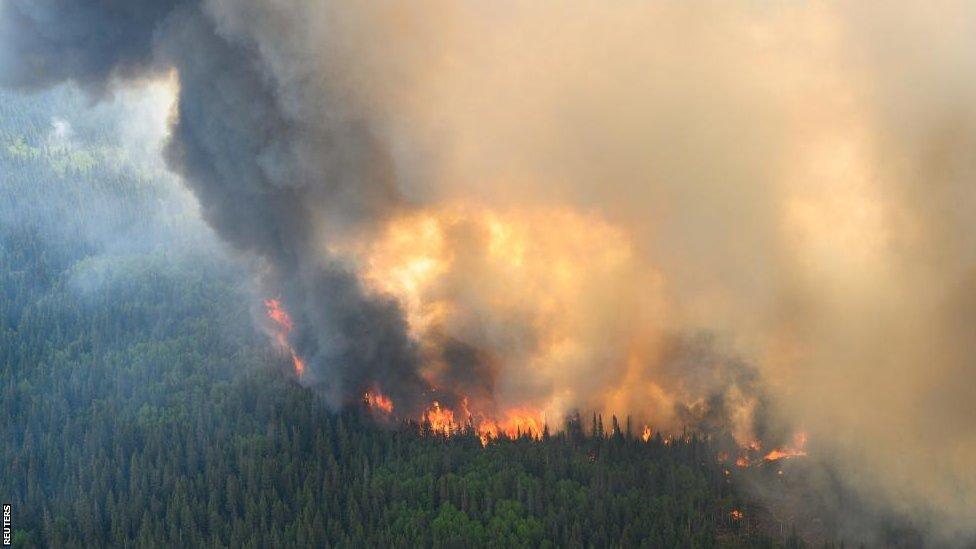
[0,0,434,413]
[0,1,181,93]
[6,1,976,543]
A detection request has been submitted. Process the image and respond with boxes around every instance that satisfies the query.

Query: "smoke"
[1,0,437,414]
[4,0,976,541]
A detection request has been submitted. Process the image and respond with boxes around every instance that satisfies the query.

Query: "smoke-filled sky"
[3,0,976,540]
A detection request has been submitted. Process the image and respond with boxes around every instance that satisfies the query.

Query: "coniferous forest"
[0,88,801,548]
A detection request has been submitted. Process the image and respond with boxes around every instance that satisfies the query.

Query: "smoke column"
[4,0,976,540]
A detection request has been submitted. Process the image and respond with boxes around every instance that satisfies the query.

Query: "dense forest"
[0,87,811,548]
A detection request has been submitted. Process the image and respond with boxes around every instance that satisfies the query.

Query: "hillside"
[0,88,800,548]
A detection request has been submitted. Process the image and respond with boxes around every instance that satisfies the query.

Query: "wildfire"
[362,392,547,446]
[364,391,394,415]
[333,203,665,435]
[763,448,806,461]
[733,431,809,467]
[763,432,808,462]
[730,509,744,521]
[291,354,305,377]
[264,298,293,333]
[477,425,494,446]
[477,409,544,442]
[425,401,458,435]
[263,298,304,377]
[641,425,652,442]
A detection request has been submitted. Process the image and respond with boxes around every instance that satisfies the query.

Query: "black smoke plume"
[0,0,435,414]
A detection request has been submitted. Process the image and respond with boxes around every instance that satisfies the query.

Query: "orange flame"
[335,204,663,435]
[474,408,544,445]
[264,299,293,333]
[641,425,652,442]
[499,410,543,438]
[425,401,457,435]
[264,298,304,377]
[290,353,305,376]
[359,388,552,445]
[763,431,808,462]
[733,431,808,467]
[477,424,495,446]
[365,391,394,414]
[763,448,806,461]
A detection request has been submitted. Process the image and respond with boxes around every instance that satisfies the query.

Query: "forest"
[0,87,824,548]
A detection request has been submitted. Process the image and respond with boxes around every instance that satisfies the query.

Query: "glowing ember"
[263,298,304,377]
[641,425,652,442]
[730,510,744,521]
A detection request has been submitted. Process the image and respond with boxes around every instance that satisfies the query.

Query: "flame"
[477,425,494,446]
[763,431,808,461]
[264,299,293,334]
[322,203,766,443]
[330,203,666,436]
[733,431,809,467]
[290,353,305,376]
[471,414,541,446]
[425,401,458,435]
[364,391,394,414]
[732,439,765,467]
[480,408,544,441]
[763,448,807,461]
[730,509,744,521]
[358,389,548,445]
[641,425,652,442]
[263,299,304,377]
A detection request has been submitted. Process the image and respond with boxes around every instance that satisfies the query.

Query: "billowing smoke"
[4,0,976,541]
[1,0,439,414]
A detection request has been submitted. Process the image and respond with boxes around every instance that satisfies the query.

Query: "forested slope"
[0,88,786,548]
